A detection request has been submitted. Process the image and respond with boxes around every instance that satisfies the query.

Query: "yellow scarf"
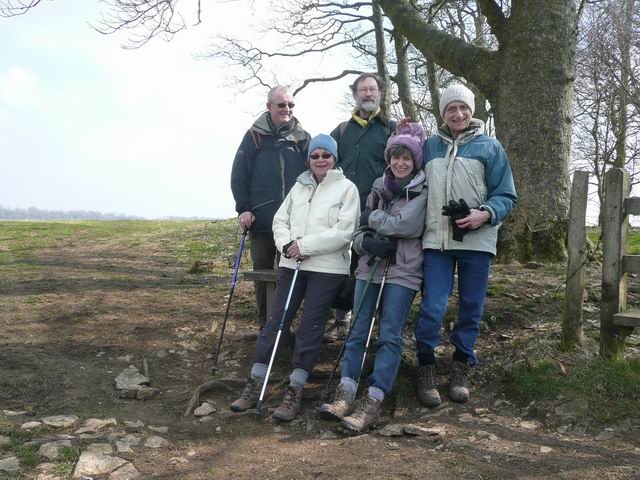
[351,107,381,127]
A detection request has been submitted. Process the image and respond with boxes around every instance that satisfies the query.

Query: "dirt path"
[1,223,639,479]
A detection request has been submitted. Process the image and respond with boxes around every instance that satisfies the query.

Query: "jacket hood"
[251,111,308,144]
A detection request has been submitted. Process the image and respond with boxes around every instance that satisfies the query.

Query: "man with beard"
[230,85,311,328]
[325,73,397,342]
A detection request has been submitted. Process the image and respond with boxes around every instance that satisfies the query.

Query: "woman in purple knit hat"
[319,122,428,433]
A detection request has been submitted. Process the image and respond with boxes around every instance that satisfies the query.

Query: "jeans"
[414,249,492,365]
[255,267,345,373]
[341,279,416,395]
[249,231,278,326]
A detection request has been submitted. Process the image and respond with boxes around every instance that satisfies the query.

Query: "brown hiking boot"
[416,365,441,408]
[323,321,350,343]
[319,383,355,421]
[341,393,382,433]
[272,385,303,421]
[448,360,470,403]
[230,377,263,412]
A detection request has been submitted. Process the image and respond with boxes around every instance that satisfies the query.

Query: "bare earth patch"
[0,221,639,479]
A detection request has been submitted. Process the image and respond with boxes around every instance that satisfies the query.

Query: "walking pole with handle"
[255,260,302,415]
[211,228,247,374]
[319,260,380,406]
[355,256,392,391]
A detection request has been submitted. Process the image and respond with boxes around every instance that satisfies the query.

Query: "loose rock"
[124,420,145,431]
[109,462,141,480]
[193,402,216,417]
[41,415,79,428]
[539,446,553,454]
[87,443,114,455]
[0,456,20,472]
[21,421,43,430]
[136,387,159,401]
[3,410,27,416]
[148,425,169,434]
[144,436,169,448]
[114,366,149,390]
[595,429,616,441]
[377,424,405,437]
[39,440,73,460]
[75,418,118,434]
[403,424,442,437]
[73,451,127,478]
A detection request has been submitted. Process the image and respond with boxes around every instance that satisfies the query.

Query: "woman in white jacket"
[230,134,360,421]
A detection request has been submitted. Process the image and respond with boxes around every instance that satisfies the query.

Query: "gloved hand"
[359,208,373,227]
[442,198,471,242]
[282,241,294,259]
[362,233,396,258]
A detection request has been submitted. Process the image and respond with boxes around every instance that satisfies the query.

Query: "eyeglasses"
[276,102,295,109]
[356,87,379,93]
[309,153,333,160]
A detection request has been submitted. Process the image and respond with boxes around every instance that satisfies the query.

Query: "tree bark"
[378,0,577,261]
[372,0,391,116]
[392,29,418,120]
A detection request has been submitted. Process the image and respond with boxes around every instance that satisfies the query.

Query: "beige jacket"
[273,168,360,274]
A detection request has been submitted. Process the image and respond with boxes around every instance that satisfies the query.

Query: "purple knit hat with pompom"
[384,122,426,170]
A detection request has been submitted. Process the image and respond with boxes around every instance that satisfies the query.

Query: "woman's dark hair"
[387,145,413,161]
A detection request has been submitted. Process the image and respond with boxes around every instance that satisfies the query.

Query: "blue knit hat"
[308,134,338,162]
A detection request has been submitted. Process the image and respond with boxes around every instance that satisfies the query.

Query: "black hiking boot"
[416,365,441,408]
[448,360,470,403]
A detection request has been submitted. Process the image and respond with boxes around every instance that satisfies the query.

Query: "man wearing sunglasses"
[230,85,311,328]
[324,72,397,342]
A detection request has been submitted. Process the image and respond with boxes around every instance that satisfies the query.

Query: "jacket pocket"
[327,201,344,226]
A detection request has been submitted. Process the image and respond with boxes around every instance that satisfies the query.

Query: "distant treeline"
[0,205,144,220]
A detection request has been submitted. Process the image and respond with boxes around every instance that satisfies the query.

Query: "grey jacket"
[353,169,428,291]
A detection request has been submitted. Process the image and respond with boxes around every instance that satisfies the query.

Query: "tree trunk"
[372,0,391,116]
[378,0,577,261]
[392,29,418,120]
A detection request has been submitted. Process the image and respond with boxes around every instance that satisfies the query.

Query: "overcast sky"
[0,1,353,219]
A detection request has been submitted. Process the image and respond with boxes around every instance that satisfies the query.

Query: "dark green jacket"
[331,116,396,209]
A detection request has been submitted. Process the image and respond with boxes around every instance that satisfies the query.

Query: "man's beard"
[357,99,379,113]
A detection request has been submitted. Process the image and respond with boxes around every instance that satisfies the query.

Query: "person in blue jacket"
[415,84,517,407]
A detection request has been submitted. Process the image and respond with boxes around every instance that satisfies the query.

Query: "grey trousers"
[255,267,346,373]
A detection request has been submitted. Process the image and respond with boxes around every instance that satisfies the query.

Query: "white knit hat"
[439,84,475,117]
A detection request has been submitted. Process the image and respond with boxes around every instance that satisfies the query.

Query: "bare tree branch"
[0,0,43,17]
[293,69,363,95]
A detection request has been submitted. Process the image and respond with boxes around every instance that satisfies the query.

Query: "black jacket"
[230,112,310,232]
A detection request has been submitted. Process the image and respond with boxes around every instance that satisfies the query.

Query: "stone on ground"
[41,415,79,428]
[114,366,149,390]
[38,440,73,460]
[144,436,169,448]
[109,462,141,480]
[72,451,127,478]
[0,456,20,472]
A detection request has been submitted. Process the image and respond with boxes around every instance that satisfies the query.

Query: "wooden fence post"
[562,171,589,349]
[600,168,631,358]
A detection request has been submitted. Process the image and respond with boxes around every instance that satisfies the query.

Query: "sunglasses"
[310,153,333,160]
[276,102,295,109]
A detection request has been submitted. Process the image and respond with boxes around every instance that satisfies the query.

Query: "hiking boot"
[230,377,263,412]
[448,360,471,403]
[272,385,303,421]
[340,393,382,433]
[323,321,350,343]
[416,365,441,408]
[319,383,355,421]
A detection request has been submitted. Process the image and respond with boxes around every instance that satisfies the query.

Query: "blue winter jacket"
[422,119,517,255]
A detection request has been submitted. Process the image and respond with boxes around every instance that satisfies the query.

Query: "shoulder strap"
[249,130,262,151]
[339,121,349,137]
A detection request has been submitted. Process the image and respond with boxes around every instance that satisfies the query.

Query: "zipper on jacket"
[279,153,286,201]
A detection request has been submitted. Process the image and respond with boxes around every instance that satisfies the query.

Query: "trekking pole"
[355,256,392,392]
[319,260,380,406]
[256,260,302,415]
[211,228,248,374]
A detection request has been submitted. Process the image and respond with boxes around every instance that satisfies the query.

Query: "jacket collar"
[437,118,484,145]
[251,111,308,144]
[297,168,345,187]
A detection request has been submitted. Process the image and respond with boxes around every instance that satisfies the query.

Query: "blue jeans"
[414,249,492,366]
[341,279,416,394]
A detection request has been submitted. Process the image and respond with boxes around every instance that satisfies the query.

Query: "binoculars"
[442,198,471,242]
